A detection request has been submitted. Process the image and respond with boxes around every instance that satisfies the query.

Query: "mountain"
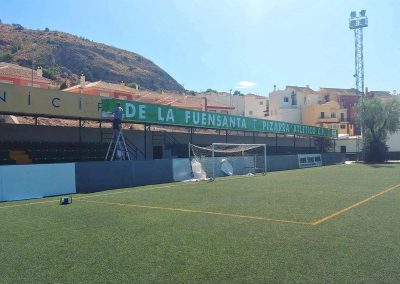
[0,23,185,92]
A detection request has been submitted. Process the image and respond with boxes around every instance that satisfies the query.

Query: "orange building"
[302,101,354,136]
[0,62,52,89]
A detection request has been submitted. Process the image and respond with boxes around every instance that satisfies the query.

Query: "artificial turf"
[1,163,400,283]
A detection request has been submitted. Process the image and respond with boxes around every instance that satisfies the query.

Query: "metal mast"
[349,10,368,94]
[349,10,368,160]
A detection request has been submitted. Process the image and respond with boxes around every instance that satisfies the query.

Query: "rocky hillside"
[0,23,185,92]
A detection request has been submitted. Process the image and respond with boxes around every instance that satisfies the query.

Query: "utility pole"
[31,43,37,87]
[349,10,368,160]
[229,89,233,113]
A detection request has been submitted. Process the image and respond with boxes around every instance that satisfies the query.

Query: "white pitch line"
[0,199,57,209]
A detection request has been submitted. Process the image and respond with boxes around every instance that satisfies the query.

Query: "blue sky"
[1,0,399,95]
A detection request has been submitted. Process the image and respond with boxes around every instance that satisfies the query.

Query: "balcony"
[317,117,340,123]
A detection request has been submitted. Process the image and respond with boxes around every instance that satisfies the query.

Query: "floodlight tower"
[349,10,368,160]
[349,10,368,94]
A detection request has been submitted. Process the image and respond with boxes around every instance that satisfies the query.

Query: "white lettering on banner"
[193,112,200,125]
[262,120,267,130]
[222,117,228,128]
[166,109,175,122]
[185,111,191,123]
[241,119,247,128]
[104,99,334,138]
[208,113,216,126]
[230,117,236,128]
[216,115,222,127]
[157,107,164,121]
[125,103,136,118]
[201,112,207,125]
[138,105,146,119]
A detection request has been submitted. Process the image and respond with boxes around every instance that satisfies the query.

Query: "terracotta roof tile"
[64,80,235,111]
[0,62,52,83]
[319,87,359,96]
[286,85,318,94]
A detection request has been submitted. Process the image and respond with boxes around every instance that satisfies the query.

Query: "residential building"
[244,94,268,118]
[387,131,400,153]
[63,76,137,100]
[318,88,359,134]
[0,62,52,88]
[302,101,354,136]
[196,91,269,118]
[196,91,245,116]
[63,76,232,112]
[268,85,318,123]
[366,90,394,101]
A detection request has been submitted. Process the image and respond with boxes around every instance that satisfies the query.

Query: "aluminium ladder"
[104,129,131,161]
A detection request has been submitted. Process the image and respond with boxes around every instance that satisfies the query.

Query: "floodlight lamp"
[360,10,366,17]
[350,11,356,18]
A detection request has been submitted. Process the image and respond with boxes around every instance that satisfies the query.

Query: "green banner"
[102,98,337,138]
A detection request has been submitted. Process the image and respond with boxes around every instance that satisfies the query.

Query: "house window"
[259,101,263,105]
[340,146,347,153]
[221,111,228,114]
[340,124,346,129]
[291,92,297,105]
[331,112,336,118]
[208,110,216,113]
[340,113,345,121]
[249,111,253,115]
[283,97,289,103]
[304,97,307,104]
[320,112,325,118]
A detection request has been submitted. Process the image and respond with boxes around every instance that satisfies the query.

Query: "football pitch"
[1,163,400,283]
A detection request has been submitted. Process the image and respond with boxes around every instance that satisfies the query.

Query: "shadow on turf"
[366,164,396,169]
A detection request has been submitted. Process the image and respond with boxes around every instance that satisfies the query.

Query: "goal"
[189,143,267,180]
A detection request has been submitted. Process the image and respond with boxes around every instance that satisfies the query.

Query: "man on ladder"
[105,102,130,161]
[112,101,123,135]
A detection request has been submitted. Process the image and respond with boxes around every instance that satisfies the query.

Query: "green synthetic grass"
[1,163,400,283]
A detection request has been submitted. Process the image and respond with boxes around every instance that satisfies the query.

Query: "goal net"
[189,143,267,180]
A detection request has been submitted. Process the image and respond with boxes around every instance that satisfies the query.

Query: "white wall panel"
[0,163,76,202]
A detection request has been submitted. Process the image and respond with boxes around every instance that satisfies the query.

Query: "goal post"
[189,142,267,180]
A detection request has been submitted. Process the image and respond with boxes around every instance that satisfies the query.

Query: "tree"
[42,67,58,80]
[205,88,217,93]
[357,97,400,162]
[44,27,50,32]
[233,90,242,96]
[59,81,68,90]
[12,23,24,31]
[0,53,13,62]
